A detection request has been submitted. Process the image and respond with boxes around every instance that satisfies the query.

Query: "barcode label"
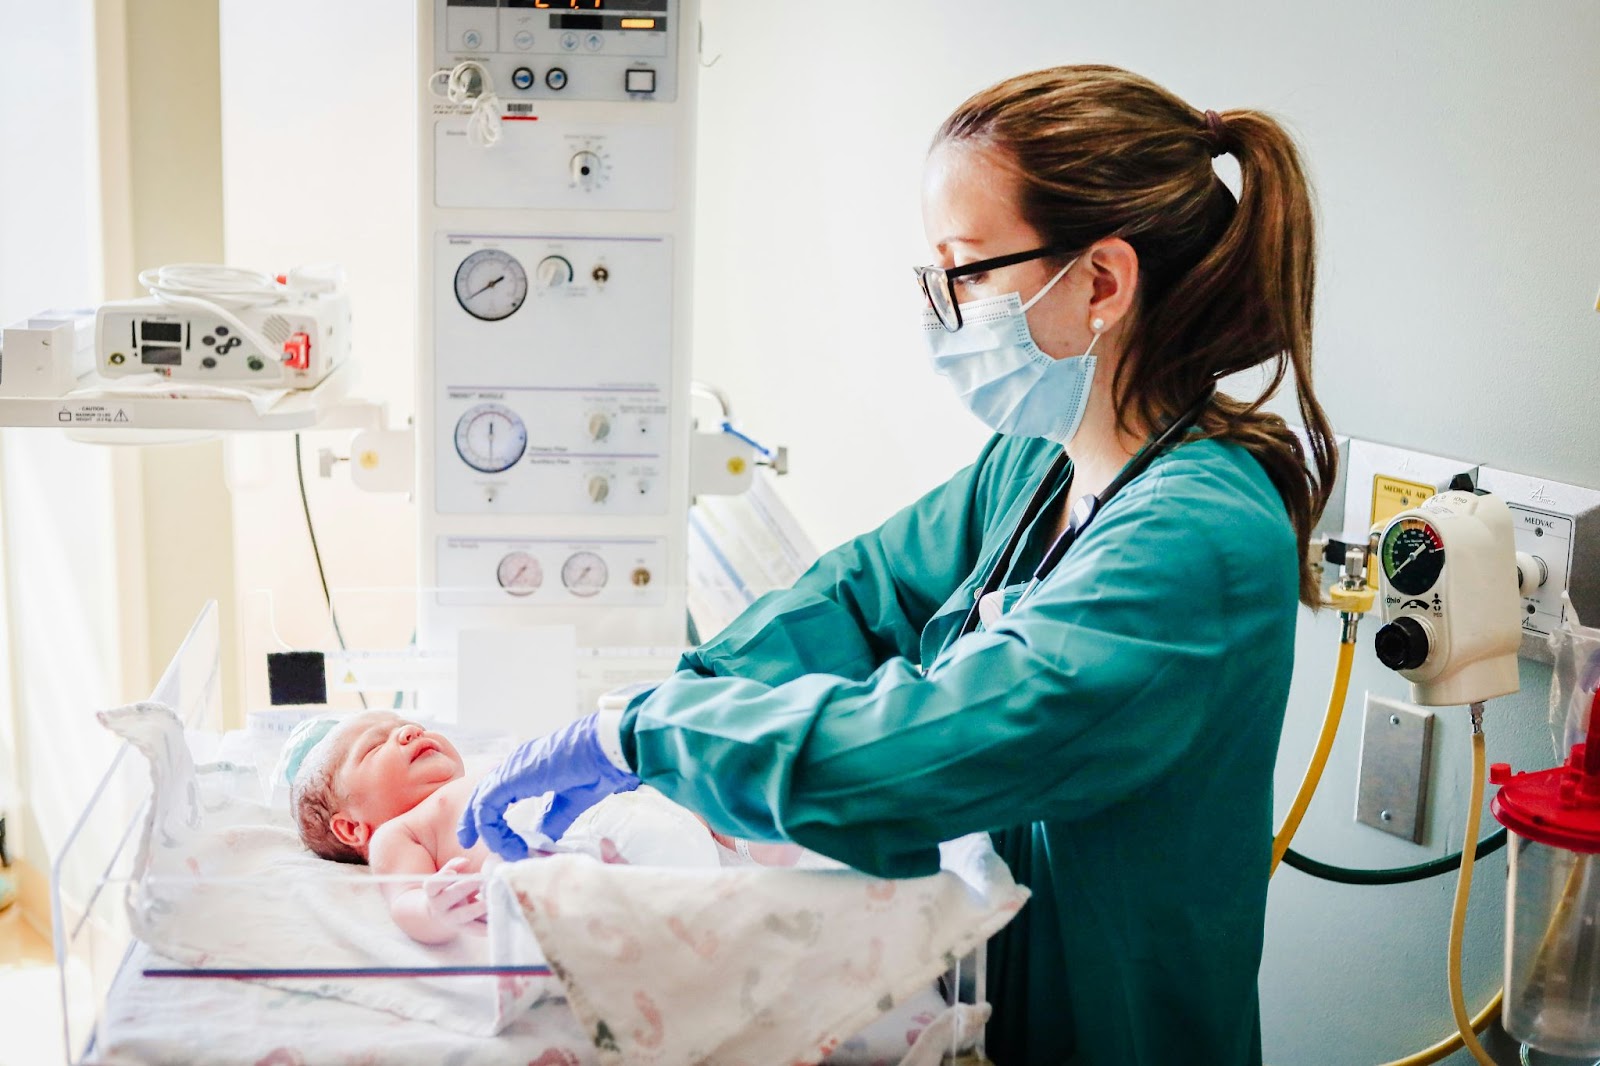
[506,103,535,114]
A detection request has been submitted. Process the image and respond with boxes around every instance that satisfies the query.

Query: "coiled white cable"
[429,60,502,148]
[136,263,342,369]
[138,263,285,309]
[136,263,281,363]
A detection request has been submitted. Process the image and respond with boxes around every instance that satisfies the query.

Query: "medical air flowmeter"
[1373,490,1522,707]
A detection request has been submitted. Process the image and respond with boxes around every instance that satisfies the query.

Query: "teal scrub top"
[619,433,1299,1066]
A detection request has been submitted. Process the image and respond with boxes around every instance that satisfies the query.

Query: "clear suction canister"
[1491,688,1600,1057]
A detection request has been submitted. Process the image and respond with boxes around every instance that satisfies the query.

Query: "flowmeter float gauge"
[562,550,608,597]
[496,551,543,596]
[1382,518,1446,596]
[454,403,528,473]
[455,249,529,321]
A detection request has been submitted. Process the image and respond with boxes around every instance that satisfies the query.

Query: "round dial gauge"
[454,403,527,474]
[561,550,608,598]
[1382,518,1446,596]
[454,249,529,321]
[496,551,543,597]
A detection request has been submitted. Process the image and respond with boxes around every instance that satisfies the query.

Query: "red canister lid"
[1490,747,1600,855]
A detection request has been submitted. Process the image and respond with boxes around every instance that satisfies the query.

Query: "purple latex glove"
[457,713,641,860]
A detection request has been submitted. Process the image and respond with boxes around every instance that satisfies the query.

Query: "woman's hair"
[935,65,1337,608]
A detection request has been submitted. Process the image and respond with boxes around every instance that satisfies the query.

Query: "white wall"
[689,3,1600,1064]
[202,2,1600,1061]
[0,0,127,868]
[217,0,419,688]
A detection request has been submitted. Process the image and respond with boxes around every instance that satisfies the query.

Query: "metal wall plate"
[1477,465,1600,663]
[1340,439,1479,544]
[1355,695,1435,842]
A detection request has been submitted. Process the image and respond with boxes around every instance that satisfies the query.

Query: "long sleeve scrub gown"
[618,432,1299,1066]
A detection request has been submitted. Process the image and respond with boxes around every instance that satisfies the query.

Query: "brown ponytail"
[936,65,1338,608]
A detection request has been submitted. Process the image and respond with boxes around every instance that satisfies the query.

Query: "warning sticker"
[56,404,133,426]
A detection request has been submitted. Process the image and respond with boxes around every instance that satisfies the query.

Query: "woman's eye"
[954,272,988,289]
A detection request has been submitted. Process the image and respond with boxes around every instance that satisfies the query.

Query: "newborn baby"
[282,711,804,945]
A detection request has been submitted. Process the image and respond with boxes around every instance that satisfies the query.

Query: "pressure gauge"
[454,249,528,321]
[496,551,543,597]
[1381,518,1446,596]
[454,403,528,474]
[561,550,608,598]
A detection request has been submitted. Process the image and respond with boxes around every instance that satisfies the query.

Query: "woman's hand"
[457,713,641,860]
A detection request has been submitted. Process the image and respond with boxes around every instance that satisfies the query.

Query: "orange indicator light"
[620,18,655,28]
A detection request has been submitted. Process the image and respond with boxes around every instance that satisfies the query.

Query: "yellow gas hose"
[1377,993,1502,1066]
[1446,720,1498,1066]
[1375,720,1504,1066]
[1270,639,1357,876]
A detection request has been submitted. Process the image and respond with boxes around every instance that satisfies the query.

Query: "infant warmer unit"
[1491,685,1600,1058]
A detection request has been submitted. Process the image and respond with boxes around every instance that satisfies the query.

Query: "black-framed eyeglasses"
[914,245,1073,333]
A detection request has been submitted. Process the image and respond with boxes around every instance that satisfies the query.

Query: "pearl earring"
[1091,317,1105,333]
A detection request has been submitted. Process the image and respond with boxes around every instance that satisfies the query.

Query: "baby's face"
[333,712,465,832]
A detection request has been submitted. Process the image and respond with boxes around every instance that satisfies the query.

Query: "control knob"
[570,150,602,189]
[1374,617,1432,672]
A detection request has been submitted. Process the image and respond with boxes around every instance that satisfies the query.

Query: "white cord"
[137,263,342,369]
[138,263,285,309]
[429,60,502,148]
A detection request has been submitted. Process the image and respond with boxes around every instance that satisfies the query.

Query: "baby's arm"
[370,821,485,945]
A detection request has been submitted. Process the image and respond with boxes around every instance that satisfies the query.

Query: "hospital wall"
[0,0,127,887]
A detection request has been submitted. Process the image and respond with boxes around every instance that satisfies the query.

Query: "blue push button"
[511,67,534,91]
[545,67,568,91]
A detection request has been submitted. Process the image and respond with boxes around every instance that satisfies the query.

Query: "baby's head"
[284,711,466,864]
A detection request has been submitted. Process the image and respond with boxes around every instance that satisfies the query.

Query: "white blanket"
[103,701,1028,1060]
[100,702,553,1036]
[505,834,1025,1065]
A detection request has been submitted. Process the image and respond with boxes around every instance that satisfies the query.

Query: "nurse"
[462,64,1336,1066]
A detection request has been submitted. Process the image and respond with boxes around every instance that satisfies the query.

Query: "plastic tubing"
[1447,723,1498,1066]
[1378,992,1502,1066]
[1280,830,1507,886]
[1271,639,1356,876]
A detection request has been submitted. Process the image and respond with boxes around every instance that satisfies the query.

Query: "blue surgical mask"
[922,257,1100,444]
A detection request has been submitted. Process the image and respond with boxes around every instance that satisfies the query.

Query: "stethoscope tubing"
[957,389,1215,639]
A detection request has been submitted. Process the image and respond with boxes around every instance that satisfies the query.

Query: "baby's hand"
[423,856,487,932]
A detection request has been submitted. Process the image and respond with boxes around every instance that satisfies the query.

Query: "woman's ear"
[1084,237,1140,331]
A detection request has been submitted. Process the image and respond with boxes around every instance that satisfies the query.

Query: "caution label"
[55,404,133,426]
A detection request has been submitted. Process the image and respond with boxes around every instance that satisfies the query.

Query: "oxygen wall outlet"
[1477,466,1600,663]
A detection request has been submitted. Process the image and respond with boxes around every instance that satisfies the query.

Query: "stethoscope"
[956,387,1218,639]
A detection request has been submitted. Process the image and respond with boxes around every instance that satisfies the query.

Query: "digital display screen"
[514,0,668,11]
[140,321,182,343]
[140,346,182,366]
[552,13,666,29]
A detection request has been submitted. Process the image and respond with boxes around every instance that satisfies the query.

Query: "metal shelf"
[0,361,382,435]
